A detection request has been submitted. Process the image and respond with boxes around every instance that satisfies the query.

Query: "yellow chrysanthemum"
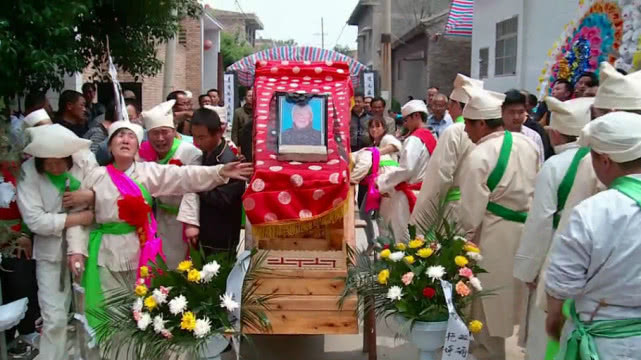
[180,311,196,331]
[187,269,201,282]
[469,320,483,333]
[408,239,425,249]
[378,269,390,285]
[139,266,149,278]
[177,260,193,272]
[455,256,469,267]
[417,248,434,258]
[404,255,415,265]
[380,249,391,259]
[463,244,480,253]
[144,296,157,311]
[395,243,407,251]
[134,284,148,297]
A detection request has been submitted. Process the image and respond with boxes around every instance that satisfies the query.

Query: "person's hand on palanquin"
[220,162,253,181]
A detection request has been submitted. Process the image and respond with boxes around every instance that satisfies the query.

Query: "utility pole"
[380,0,392,107]
[321,17,325,49]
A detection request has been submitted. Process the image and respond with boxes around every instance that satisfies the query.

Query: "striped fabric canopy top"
[445,0,474,37]
[226,46,367,87]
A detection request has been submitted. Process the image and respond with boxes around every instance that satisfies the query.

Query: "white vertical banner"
[363,72,375,97]
[224,73,235,129]
[440,280,471,360]
[108,54,129,123]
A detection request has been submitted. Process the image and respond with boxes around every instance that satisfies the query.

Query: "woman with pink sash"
[65,120,252,356]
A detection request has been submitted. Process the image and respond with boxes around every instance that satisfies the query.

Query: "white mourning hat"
[462,86,506,120]
[450,74,484,103]
[578,111,641,162]
[545,97,594,137]
[593,62,641,110]
[23,124,90,158]
[142,100,175,131]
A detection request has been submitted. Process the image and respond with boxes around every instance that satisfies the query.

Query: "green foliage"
[0,0,202,99]
[340,201,490,333]
[91,248,271,359]
[333,44,353,57]
[220,32,254,69]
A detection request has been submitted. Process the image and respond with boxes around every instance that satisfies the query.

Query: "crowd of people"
[353,62,641,360]
[2,59,640,360]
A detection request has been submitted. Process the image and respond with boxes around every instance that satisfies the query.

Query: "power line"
[333,22,348,49]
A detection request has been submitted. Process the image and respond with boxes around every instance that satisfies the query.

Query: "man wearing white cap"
[16,124,96,360]
[513,96,594,360]
[376,99,437,242]
[555,63,641,232]
[545,112,641,359]
[140,100,202,269]
[410,74,480,224]
[458,86,539,360]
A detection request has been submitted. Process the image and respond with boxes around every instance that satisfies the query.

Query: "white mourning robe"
[546,178,641,358]
[410,123,474,225]
[153,141,202,269]
[512,142,580,360]
[16,150,97,360]
[351,139,408,243]
[459,131,539,338]
[520,126,545,165]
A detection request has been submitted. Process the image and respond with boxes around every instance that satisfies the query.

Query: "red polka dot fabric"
[242,61,353,227]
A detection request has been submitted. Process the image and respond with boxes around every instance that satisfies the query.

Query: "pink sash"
[362,147,382,212]
[106,164,164,281]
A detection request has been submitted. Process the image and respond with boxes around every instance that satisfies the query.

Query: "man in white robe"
[513,96,594,360]
[546,112,641,358]
[376,100,437,242]
[141,100,202,269]
[458,86,539,360]
[411,74,480,225]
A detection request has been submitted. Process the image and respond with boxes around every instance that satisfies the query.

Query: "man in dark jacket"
[191,108,245,254]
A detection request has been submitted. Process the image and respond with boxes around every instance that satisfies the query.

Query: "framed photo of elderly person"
[276,92,328,162]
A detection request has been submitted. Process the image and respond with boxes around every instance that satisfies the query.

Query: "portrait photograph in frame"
[276,92,328,162]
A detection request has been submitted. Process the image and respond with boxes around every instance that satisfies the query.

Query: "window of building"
[495,16,518,76]
[479,47,489,79]
[178,26,187,45]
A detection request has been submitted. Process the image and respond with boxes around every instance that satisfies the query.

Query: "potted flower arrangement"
[90,248,271,360]
[341,204,488,359]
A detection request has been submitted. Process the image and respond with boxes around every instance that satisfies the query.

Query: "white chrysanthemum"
[386,286,403,301]
[152,289,168,305]
[168,295,188,315]
[415,234,425,240]
[469,277,483,291]
[132,298,143,313]
[201,261,221,283]
[467,252,483,262]
[453,235,467,243]
[193,317,212,339]
[388,251,405,262]
[426,265,446,281]
[137,312,151,331]
[220,293,239,312]
[153,315,166,334]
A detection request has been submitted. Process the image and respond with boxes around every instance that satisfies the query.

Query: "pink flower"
[133,311,142,321]
[159,286,170,295]
[590,36,602,47]
[401,272,415,286]
[161,329,173,339]
[459,267,474,278]
[136,278,145,286]
[455,281,471,297]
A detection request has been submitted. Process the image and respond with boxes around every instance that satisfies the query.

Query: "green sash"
[379,159,399,168]
[156,138,181,214]
[485,131,528,223]
[455,115,464,123]
[157,137,182,165]
[563,300,641,360]
[84,222,137,330]
[610,176,641,207]
[45,172,81,194]
[553,147,590,229]
[445,187,461,202]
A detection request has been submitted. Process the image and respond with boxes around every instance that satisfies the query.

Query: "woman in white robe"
[16,124,97,360]
[66,121,252,359]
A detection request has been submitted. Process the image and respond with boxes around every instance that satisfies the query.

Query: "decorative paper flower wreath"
[540,1,624,96]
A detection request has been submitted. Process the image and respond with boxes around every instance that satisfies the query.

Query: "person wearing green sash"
[458,86,539,360]
[140,100,203,269]
[513,96,594,360]
[411,73,480,225]
[65,119,252,359]
[16,124,97,360]
[546,112,641,360]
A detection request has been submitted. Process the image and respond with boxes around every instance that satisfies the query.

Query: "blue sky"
[204,0,358,49]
